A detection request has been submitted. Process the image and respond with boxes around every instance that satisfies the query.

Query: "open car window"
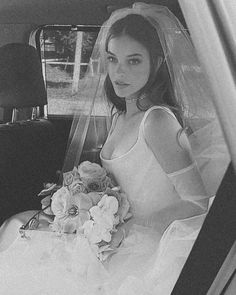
[37,26,100,117]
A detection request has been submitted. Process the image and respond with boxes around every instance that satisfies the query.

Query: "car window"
[37,26,102,117]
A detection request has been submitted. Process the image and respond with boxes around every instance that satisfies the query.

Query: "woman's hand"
[110,218,134,249]
[110,227,125,249]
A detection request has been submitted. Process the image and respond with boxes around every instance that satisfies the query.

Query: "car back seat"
[0,43,61,224]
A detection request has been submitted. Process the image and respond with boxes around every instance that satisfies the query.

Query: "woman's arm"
[144,108,193,173]
[144,109,209,231]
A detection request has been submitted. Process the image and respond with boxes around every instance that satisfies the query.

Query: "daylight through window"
[38,26,104,116]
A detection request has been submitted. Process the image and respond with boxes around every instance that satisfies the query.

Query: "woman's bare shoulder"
[144,107,181,138]
[144,108,192,173]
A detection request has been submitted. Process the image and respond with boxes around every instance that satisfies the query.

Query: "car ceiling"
[0,0,185,27]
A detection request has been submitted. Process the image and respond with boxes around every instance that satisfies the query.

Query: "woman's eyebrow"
[107,51,142,58]
[127,53,142,57]
[107,50,116,56]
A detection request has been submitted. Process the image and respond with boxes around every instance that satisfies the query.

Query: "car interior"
[0,0,235,294]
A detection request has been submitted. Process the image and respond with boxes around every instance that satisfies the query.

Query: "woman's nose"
[116,62,125,74]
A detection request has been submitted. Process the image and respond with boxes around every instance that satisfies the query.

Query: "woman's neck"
[125,100,140,117]
[124,96,152,117]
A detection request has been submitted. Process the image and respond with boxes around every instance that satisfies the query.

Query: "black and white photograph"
[0,1,235,294]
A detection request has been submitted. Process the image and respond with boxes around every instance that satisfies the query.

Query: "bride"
[0,3,229,294]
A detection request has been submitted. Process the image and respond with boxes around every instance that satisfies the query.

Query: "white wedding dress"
[0,106,213,295]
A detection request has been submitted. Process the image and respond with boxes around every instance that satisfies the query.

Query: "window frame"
[179,0,236,168]
[172,0,236,293]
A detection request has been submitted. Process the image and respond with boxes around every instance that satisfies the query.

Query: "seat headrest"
[0,43,47,108]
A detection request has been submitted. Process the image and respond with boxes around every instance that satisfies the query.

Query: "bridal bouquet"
[38,161,132,260]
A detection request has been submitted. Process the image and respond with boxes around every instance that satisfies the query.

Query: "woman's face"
[107,34,150,100]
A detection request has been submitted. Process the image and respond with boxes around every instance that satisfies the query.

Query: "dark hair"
[103,14,183,125]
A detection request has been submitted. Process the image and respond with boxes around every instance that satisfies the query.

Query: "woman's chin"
[113,86,133,98]
[114,89,129,98]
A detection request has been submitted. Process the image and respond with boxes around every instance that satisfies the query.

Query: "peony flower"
[42,161,132,261]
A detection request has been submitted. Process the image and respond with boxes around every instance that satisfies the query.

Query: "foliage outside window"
[38,26,103,116]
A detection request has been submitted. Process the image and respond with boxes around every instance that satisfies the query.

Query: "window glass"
[38,26,102,116]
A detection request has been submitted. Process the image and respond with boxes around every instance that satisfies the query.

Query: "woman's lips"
[114,81,130,89]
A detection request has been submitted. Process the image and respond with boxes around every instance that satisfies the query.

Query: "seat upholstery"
[0,43,60,224]
[0,43,109,225]
[0,43,46,108]
[0,120,61,224]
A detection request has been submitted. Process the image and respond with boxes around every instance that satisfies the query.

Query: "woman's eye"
[107,56,117,63]
[128,58,141,65]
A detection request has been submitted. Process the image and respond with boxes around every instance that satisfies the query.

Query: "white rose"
[78,161,107,180]
[69,181,86,196]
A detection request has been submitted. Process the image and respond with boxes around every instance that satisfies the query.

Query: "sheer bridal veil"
[62,2,230,196]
